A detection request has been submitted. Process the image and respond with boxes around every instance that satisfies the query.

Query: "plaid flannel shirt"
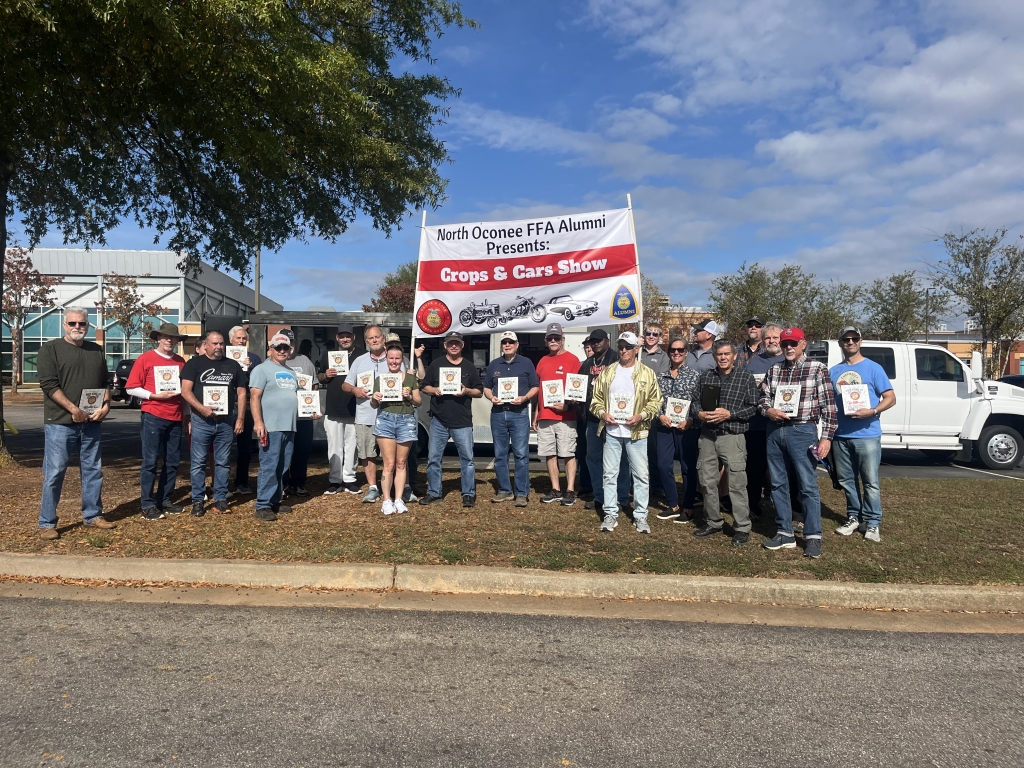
[693,366,758,436]
[735,341,764,369]
[758,356,838,439]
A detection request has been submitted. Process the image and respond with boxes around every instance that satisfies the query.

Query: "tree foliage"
[363,260,418,313]
[932,228,1024,377]
[95,273,167,346]
[707,262,818,336]
[1,246,62,393]
[862,271,949,342]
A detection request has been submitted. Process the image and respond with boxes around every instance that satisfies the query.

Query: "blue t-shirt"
[484,354,539,413]
[249,360,299,433]
[830,358,893,439]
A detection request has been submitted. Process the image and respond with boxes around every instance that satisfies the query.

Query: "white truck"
[808,340,1024,470]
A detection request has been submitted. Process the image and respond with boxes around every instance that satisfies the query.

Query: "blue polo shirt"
[484,354,539,413]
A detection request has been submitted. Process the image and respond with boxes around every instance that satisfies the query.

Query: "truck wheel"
[976,425,1023,469]
[530,306,547,323]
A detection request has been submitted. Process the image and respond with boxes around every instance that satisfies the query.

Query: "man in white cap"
[483,331,538,506]
[589,331,663,534]
[686,320,720,372]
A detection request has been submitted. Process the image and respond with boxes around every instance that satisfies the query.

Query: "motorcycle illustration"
[498,295,537,325]
[459,300,502,328]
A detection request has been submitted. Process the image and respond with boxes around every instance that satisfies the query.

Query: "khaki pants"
[697,431,751,533]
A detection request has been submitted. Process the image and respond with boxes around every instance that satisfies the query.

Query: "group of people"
[35,310,894,559]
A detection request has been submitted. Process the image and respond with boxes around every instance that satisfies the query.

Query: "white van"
[808,340,1024,470]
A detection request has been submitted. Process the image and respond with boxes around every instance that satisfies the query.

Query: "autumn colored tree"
[364,261,418,313]
[1,246,63,394]
[95,273,167,355]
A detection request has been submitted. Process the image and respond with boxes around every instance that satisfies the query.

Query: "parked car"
[109,358,141,407]
[998,374,1024,389]
[810,340,1024,469]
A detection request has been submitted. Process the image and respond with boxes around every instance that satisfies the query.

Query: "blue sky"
[34,0,1024,311]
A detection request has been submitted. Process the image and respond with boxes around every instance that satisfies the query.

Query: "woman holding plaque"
[653,339,702,523]
[371,343,422,515]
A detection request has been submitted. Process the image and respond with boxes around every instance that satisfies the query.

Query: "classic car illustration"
[459,300,502,328]
[530,294,600,323]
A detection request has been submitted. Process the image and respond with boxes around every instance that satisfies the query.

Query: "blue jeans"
[140,412,182,509]
[426,417,475,498]
[257,431,295,510]
[767,423,822,539]
[491,408,530,498]
[190,416,234,503]
[586,420,629,507]
[602,433,649,519]
[656,426,700,509]
[832,436,883,527]
[40,422,103,528]
[285,419,315,489]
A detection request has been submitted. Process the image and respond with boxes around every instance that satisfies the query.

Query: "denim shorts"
[373,410,418,443]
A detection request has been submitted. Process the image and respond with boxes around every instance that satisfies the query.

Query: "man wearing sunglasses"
[483,331,538,506]
[736,316,766,369]
[535,322,582,506]
[578,329,630,513]
[685,320,720,372]
[830,326,895,543]
[759,328,837,558]
[36,308,115,540]
[590,332,663,534]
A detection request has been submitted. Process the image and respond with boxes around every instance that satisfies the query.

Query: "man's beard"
[68,329,86,341]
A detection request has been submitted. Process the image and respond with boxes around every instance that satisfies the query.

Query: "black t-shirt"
[317,346,363,419]
[578,349,620,423]
[181,355,244,413]
[424,356,483,429]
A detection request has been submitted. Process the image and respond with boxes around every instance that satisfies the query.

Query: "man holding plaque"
[483,331,539,506]
[830,326,895,543]
[180,330,246,516]
[744,323,785,516]
[589,332,663,534]
[125,321,189,520]
[759,328,837,558]
[419,331,483,507]
[36,307,115,539]
[691,340,759,545]
[534,322,582,506]
[578,329,630,513]
[227,325,262,495]
[318,323,362,495]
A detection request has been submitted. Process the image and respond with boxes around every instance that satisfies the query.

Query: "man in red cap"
[758,328,837,558]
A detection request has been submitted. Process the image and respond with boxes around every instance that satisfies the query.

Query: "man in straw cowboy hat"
[125,321,190,521]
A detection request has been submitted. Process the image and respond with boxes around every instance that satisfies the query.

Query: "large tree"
[363,260,418,313]
[707,262,819,337]
[801,279,864,342]
[932,228,1024,377]
[95,273,167,356]
[862,271,949,342]
[2,246,63,394]
[0,0,472,464]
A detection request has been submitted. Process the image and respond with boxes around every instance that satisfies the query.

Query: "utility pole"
[253,244,261,313]
[924,288,930,344]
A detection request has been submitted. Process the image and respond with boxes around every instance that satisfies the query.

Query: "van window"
[861,346,896,379]
[915,348,965,382]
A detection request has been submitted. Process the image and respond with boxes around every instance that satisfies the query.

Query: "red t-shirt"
[535,351,580,421]
[125,349,186,421]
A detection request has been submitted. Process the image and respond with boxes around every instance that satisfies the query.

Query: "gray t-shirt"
[286,354,315,380]
[346,350,404,426]
[249,359,298,432]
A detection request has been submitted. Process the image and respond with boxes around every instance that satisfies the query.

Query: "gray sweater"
[36,338,108,425]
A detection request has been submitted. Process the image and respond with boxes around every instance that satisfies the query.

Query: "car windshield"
[551,296,572,302]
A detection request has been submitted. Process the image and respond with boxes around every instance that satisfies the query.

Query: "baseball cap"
[499,331,518,342]
[385,332,400,343]
[444,331,464,345]
[269,332,293,349]
[617,331,639,347]
[280,328,295,340]
[780,328,806,343]
[746,315,765,326]
[584,328,610,344]
[838,325,861,340]
[702,320,722,337]
[336,323,355,335]
[545,322,564,338]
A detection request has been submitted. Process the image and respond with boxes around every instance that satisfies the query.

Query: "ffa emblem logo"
[610,284,638,320]
[360,373,372,386]
[672,403,683,414]
[616,399,628,410]
[161,371,173,381]
[547,384,558,393]
[211,391,221,402]
[302,394,314,405]
[445,372,455,382]
[416,299,452,336]
[502,381,513,391]
[86,394,98,405]
[850,391,861,401]
[385,377,397,388]
[230,350,241,360]
[782,391,794,402]
[571,379,582,389]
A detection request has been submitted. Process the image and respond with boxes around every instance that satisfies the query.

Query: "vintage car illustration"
[530,294,600,323]
[459,300,502,328]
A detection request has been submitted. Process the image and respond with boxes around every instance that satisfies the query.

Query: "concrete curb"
[2,553,1023,612]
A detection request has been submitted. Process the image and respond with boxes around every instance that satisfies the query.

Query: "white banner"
[412,208,642,337]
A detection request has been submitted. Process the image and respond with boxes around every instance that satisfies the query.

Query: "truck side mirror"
[971,350,985,394]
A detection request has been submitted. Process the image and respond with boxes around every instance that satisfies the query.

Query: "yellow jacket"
[589,361,663,440]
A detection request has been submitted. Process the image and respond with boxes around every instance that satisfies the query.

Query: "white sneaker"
[864,526,881,542]
[600,514,618,532]
[394,498,408,514]
[634,516,651,534]
[835,517,860,536]
[381,499,396,516]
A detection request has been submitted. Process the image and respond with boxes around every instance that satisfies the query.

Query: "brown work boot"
[83,517,116,530]
[39,528,59,541]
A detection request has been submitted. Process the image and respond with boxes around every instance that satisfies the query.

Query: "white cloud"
[601,107,676,142]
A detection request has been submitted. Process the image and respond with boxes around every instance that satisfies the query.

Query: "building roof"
[28,249,281,311]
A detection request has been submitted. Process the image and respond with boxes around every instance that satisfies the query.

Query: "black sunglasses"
[617,343,636,350]
[669,347,686,354]
[645,331,661,337]
[546,335,563,342]
[271,344,291,351]
[841,336,861,343]
[780,341,799,348]
[746,321,764,328]
[66,321,88,327]
[500,339,516,345]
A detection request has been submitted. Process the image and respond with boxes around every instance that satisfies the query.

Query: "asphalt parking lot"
[5,400,1024,481]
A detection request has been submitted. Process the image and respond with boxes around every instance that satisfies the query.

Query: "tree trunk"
[10,328,19,395]
[0,164,19,467]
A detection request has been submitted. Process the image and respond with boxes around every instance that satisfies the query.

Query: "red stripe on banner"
[417,244,636,292]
